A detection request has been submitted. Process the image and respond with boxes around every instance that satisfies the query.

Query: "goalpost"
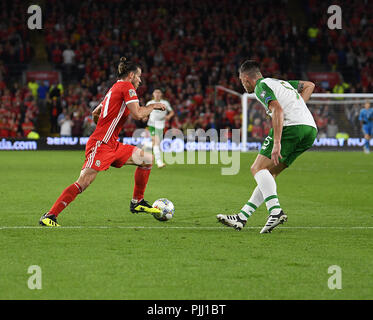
[215,85,373,152]
[215,85,251,151]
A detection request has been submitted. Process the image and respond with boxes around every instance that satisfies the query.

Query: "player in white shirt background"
[146,89,174,168]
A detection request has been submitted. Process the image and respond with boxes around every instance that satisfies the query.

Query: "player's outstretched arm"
[127,101,166,121]
[298,81,315,103]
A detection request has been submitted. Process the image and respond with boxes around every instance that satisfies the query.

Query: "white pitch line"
[0,226,373,230]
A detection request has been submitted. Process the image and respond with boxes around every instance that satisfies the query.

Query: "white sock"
[254,169,282,215]
[153,145,162,164]
[238,186,264,220]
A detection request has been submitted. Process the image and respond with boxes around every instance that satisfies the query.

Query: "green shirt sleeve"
[255,82,277,111]
[288,80,300,90]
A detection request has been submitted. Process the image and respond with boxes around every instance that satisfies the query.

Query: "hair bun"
[117,57,140,78]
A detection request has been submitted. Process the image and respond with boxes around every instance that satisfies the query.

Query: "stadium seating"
[0,0,371,138]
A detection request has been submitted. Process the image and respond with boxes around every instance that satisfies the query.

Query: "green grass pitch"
[0,150,372,300]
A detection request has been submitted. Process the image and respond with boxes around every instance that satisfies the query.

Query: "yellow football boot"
[39,213,60,227]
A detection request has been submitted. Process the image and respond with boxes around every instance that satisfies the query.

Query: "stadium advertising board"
[1,137,372,151]
[306,72,341,89]
[25,71,61,84]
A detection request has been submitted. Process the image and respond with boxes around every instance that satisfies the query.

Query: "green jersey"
[254,78,317,129]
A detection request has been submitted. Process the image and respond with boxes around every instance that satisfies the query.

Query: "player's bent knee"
[141,152,154,167]
[77,169,98,191]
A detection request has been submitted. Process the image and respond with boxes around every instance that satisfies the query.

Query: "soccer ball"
[152,198,175,221]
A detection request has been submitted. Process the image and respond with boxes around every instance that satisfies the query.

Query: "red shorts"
[82,139,136,171]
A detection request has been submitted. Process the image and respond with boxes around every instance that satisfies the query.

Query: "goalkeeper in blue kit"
[359,102,373,154]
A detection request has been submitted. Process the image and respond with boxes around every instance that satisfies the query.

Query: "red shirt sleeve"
[123,82,139,104]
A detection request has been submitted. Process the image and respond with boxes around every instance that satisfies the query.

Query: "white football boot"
[216,214,247,231]
[156,160,166,168]
[260,210,287,234]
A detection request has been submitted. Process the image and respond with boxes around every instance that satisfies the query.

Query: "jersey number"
[102,90,112,118]
[280,81,300,100]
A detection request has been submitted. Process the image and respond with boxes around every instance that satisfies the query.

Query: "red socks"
[49,182,82,217]
[133,166,151,201]
[48,166,151,217]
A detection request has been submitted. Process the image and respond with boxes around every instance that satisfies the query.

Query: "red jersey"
[89,80,139,148]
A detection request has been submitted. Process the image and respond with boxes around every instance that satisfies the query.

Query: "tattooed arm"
[297,81,315,103]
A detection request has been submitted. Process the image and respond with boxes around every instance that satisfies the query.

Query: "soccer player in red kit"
[40,57,166,227]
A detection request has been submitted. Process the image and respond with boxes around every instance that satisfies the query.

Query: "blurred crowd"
[305,0,372,91]
[0,0,372,139]
[0,83,38,138]
[0,1,33,67]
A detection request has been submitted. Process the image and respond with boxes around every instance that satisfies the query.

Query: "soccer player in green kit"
[217,60,317,233]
